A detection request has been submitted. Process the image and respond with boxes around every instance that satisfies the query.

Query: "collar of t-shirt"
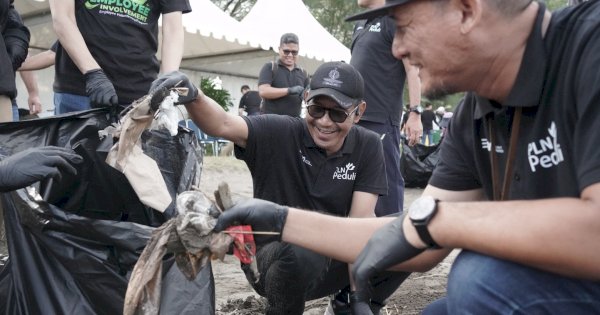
[301,121,358,157]
[474,2,547,119]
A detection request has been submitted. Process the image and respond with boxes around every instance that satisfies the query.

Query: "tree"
[200,77,233,112]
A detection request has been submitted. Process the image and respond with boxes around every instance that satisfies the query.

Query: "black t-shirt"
[239,90,262,115]
[421,109,436,131]
[350,16,406,126]
[430,2,600,200]
[258,61,309,117]
[234,115,387,217]
[53,0,191,104]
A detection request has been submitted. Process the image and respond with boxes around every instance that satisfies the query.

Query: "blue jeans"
[422,129,433,145]
[357,120,404,216]
[11,98,18,121]
[423,251,600,314]
[54,93,91,115]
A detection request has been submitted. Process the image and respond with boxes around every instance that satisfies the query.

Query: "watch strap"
[414,224,441,249]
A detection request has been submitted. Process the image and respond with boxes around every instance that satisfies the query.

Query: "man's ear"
[452,0,482,34]
[354,101,367,123]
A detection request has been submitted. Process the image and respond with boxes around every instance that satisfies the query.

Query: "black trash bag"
[0,109,214,315]
[400,139,441,188]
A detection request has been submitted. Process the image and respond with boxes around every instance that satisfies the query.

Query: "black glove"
[84,69,118,108]
[287,85,304,95]
[213,198,288,246]
[0,146,83,192]
[149,71,199,109]
[351,215,425,314]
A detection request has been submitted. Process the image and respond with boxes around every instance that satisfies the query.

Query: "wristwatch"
[408,196,441,249]
[409,105,423,114]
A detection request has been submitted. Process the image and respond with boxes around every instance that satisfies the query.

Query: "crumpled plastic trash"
[152,90,180,136]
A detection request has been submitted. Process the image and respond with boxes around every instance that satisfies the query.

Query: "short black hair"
[241,85,250,92]
[280,33,299,45]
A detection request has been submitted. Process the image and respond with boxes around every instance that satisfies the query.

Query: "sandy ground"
[0,155,453,314]
[199,156,455,315]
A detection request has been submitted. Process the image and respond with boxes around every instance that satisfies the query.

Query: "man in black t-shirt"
[420,103,436,145]
[258,33,309,117]
[49,0,191,114]
[214,1,600,314]
[151,62,406,315]
[238,85,261,116]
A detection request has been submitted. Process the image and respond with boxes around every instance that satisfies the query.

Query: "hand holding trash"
[149,71,199,108]
[351,215,425,314]
[0,146,83,192]
[213,198,288,246]
[84,69,118,108]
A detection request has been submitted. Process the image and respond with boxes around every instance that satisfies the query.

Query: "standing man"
[214,0,600,314]
[48,0,190,114]
[0,0,29,122]
[151,62,406,315]
[238,84,262,116]
[420,103,436,145]
[258,32,309,117]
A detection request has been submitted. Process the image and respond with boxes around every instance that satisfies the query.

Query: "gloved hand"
[84,69,118,108]
[0,146,83,192]
[213,198,288,246]
[149,71,199,109]
[351,215,425,314]
[287,85,304,95]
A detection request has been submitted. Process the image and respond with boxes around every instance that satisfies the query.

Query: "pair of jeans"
[54,92,91,115]
[357,120,404,216]
[421,129,433,146]
[423,251,600,314]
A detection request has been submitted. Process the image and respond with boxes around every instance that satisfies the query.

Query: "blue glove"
[0,147,83,192]
[84,69,118,108]
[213,198,288,246]
[287,85,304,95]
[149,71,199,108]
[351,215,425,314]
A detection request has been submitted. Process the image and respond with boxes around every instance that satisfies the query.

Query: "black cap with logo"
[306,61,364,109]
[345,0,416,21]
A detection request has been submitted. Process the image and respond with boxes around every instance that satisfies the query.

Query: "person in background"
[0,0,29,122]
[11,71,42,120]
[258,32,309,117]
[150,61,406,315]
[48,0,191,114]
[238,84,261,116]
[420,103,436,145]
[214,0,600,314]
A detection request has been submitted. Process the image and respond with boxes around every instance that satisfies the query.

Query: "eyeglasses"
[306,104,359,123]
[282,49,299,56]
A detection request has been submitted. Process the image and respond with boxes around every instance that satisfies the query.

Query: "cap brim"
[345,0,413,22]
[307,88,358,109]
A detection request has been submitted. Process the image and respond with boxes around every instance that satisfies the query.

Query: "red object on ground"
[225,225,256,264]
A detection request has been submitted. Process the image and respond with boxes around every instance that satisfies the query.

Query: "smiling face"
[305,96,364,156]
[390,0,468,99]
[278,43,299,68]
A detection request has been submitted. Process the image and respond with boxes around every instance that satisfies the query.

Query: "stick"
[221,230,280,235]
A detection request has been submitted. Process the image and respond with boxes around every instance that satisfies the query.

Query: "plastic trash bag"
[400,139,441,188]
[0,109,214,315]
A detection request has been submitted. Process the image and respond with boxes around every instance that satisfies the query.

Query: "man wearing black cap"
[150,62,404,314]
[212,0,600,314]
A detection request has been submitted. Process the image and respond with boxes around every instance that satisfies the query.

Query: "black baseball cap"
[306,61,364,109]
[346,0,415,21]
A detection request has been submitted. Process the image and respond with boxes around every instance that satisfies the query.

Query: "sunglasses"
[306,104,359,123]
[282,49,299,56]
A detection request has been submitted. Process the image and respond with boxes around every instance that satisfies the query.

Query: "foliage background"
[200,78,233,111]
[210,0,571,110]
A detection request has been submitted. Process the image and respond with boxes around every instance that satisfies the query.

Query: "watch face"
[409,196,436,221]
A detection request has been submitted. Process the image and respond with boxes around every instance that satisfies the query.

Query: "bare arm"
[160,11,184,73]
[184,92,249,147]
[18,71,42,115]
[18,50,55,71]
[258,83,290,100]
[402,58,423,146]
[49,0,100,73]
[403,182,600,279]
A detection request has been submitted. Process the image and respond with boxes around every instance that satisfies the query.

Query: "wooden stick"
[221,230,280,235]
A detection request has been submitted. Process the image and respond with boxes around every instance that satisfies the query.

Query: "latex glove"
[213,198,288,246]
[287,85,304,95]
[0,146,83,192]
[84,69,118,108]
[351,215,425,314]
[149,71,199,108]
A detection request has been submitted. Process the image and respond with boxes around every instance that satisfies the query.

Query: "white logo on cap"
[323,68,342,88]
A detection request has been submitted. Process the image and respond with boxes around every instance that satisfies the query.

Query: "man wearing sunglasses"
[257,32,309,117]
[150,61,406,314]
